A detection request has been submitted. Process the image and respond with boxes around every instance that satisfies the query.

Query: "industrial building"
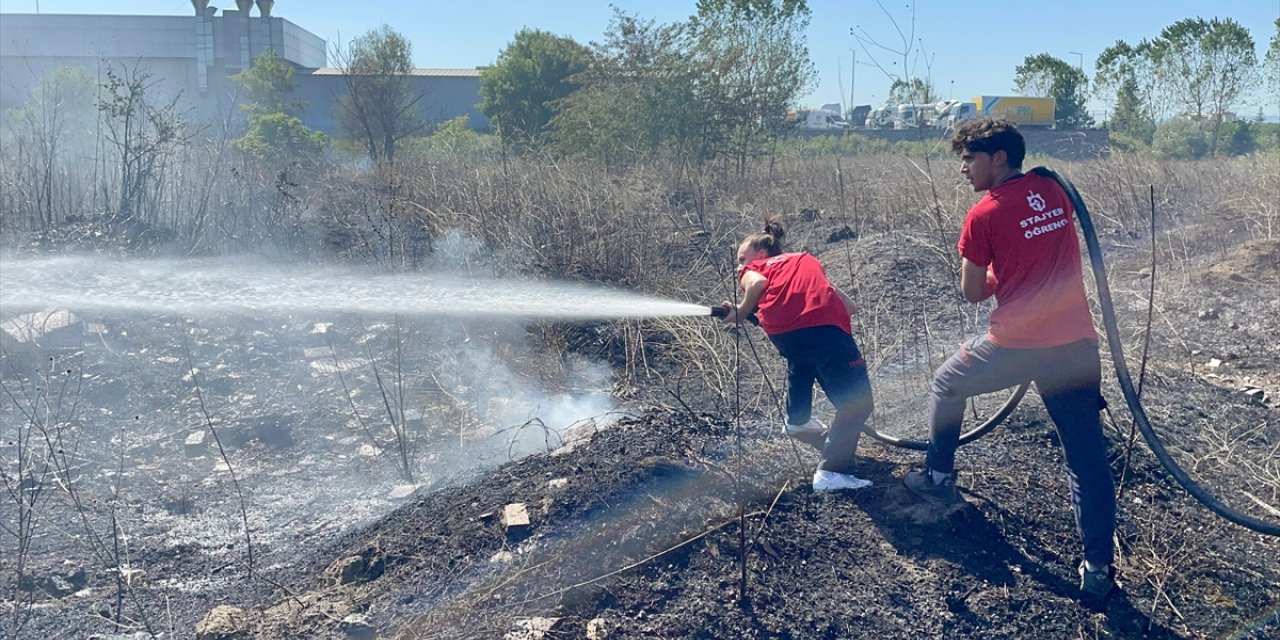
[0,1,489,132]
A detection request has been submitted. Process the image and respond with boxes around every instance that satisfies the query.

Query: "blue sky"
[2,0,1276,116]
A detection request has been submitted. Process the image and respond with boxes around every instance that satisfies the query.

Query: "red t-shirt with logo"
[741,252,852,336]
[958,172,1097,348]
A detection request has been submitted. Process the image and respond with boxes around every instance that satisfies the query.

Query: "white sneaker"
[785,418,826,436]
[812,469,872,492]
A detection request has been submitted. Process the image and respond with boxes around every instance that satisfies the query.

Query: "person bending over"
[719,218,874,492]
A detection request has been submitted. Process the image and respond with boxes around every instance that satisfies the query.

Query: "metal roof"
[310,67,482,77]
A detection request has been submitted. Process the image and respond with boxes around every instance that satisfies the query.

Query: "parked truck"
[932,100,978,128]
[865,107,894,129]
[788,107,850,130]
[893,103,938,129]
[847,104,872,129]
[972,95,1054,127]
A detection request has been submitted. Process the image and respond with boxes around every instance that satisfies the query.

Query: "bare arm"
[960,258,997,304]
[719,270,767,323]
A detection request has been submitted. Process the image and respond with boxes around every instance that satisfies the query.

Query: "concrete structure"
[296,67,486,134]
[0,2,489,132]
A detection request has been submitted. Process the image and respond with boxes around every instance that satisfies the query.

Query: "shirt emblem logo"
[1026,192,1046,212]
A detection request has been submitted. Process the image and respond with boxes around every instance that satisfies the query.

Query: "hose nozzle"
[709,306,759,326]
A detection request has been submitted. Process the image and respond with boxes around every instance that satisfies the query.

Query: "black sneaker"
[903,468,959,505]
[1078,563,1116,602]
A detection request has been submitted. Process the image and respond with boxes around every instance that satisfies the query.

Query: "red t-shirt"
[741,252,852,336]
[958,172,1097,348]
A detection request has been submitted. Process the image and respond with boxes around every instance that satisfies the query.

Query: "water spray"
[0,256,716,322]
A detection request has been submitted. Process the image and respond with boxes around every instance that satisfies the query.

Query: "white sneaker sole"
[812,473,872,492]
[785,421,825,436]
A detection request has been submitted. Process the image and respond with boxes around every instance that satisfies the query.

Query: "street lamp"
[1068,51,1084,74]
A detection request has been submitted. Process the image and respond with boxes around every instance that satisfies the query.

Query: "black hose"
[1031,166,1280,537]
[865,382,1029,451]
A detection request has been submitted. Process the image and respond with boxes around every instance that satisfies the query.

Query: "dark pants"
[770,325,873,476]
[927,336,1116,566]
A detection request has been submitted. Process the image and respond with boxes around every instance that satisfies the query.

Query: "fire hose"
[709,167,1280,537]
[1035,166,1279,537]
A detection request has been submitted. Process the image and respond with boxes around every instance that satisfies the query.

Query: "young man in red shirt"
[903,118,1118,603]
[719,219,874,492]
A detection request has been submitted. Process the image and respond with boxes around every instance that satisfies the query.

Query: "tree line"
[3,4,1278,236]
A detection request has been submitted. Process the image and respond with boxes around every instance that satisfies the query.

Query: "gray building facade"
[0,2,489,132]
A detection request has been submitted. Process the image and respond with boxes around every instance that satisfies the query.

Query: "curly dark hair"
[950,117,1026,169]
[742,216,785,257]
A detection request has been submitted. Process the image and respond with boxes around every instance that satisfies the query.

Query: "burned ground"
[3,159,1280,639]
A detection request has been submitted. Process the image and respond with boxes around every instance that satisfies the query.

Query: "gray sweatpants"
[927,336,1116,567]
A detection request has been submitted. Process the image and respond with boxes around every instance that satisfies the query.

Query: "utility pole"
[850,48,856,118]
[1068,51,1084,74]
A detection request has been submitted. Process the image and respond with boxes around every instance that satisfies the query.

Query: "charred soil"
[5,183,1280,639]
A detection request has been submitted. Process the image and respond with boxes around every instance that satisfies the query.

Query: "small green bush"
[1153,119,1208,159]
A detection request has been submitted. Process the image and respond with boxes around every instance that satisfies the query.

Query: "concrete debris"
[1207,358,1223,369]
[505,617,561,640]
[586,617,611,639]
[1197,308,1219,320]
[490,550,515,564]
[184,430,208,457]
[388,484,417,500]
[548,478,569,490]
[502,503,530,528]
[340,613,376,639]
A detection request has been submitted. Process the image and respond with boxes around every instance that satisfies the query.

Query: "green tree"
[232,112,326,163]
[96,65,187,223]
[1108,76,1155,145]
[1152,117,1208,158]
[549,13,698,164]
[885,78,935,106]
[1096,19,1259,153]
[1014,53,1093,128]
[232,50,326,164]
[687,0,816,168]
[479,29,590,147]
[1149,18,1257,142]
[400,116,499,159]
[333,25,426,163]
[231,49,300,116]
[1218,120,1256,156]
[550,1,815,167]
[1096,39,1165,120]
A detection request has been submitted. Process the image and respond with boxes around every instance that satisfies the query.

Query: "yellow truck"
[973,96,1055,127]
